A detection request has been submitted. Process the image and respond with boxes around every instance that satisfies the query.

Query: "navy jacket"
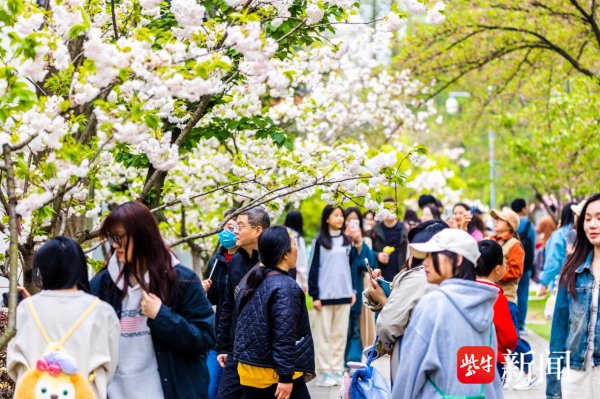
[206,247,231,330]
[233,268,315,383]
[90,264,216,399]
[216,248,259,354]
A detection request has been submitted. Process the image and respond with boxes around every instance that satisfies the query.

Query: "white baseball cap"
[409,228,480,264]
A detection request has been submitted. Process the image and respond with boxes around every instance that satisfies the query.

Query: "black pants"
[217,355,243,399]
[243,379,311,399]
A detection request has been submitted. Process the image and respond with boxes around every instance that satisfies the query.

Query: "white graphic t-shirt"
[107,256,164,399]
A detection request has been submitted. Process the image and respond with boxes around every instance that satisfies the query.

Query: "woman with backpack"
[8,237,120,399]
[308,205,368,387]
[392,228,503,398]
[233,226,314,399]
[547,193,600,398]
[90,200,216,399]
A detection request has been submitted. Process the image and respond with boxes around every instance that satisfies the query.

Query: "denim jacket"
[539,225,572,288]
[547,253,597,398]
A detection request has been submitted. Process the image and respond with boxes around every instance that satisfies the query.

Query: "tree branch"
[568,0,600,51]
[475,24,600,83]
[169,175,369,247]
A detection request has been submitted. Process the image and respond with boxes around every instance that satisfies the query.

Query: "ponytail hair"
[239,226,293,308]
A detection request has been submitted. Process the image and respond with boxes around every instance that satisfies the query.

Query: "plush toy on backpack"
[14,297,100,399]
[15,351,94,399]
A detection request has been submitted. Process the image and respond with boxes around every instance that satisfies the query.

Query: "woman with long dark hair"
[547,193,600,398]
[90,201,215,399]
[8,237,120,399]
[392,229,502,398]
[234,226,314,399]
[308,205,363,387]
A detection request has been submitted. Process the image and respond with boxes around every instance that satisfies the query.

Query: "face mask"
[218,229,237,249]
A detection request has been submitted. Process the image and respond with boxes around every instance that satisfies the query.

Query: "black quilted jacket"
[233,268,315,383]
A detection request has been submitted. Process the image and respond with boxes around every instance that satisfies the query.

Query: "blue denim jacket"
[539,225,572,288]
[547,253,598,398]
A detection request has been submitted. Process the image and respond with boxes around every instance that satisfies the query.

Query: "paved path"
[308,329,548,399]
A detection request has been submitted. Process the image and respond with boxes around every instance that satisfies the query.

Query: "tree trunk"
[0,145,18,348]
[21,244,36,295]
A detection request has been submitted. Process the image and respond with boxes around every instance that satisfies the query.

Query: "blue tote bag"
[350,338,391,399]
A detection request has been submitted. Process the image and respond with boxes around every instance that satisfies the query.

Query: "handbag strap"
[365,337,379,367]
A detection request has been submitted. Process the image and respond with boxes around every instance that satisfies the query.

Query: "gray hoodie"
[392,278,502,399]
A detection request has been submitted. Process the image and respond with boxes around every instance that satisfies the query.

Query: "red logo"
[457,346,496,384]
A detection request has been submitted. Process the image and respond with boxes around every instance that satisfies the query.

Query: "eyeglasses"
[236,223,257,231]
[107,233,127,246]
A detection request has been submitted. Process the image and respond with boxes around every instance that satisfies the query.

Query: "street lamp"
[488,130,496,210]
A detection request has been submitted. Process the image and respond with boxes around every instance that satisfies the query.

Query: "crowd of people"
[4,192,600,399]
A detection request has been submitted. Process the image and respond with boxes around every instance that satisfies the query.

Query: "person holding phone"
[453,203,485,242]
[308,205,370,387]
[342,207,377,367]
[365,220,445,385]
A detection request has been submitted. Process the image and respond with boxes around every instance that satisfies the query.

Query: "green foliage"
[114,144,150,169]
[182,116,294,152]
[395,0,600,203]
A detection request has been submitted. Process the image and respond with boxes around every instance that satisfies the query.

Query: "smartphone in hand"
[365,258,374,276]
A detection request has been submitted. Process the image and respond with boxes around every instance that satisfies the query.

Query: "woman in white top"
[8,237,120,399]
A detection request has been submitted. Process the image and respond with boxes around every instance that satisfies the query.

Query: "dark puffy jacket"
[371,221,408,281]
[233,268,315,383]
[206,247,231,329]
[90,264,215,399]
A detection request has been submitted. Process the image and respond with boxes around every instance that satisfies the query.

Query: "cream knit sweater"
[7,290,120,399]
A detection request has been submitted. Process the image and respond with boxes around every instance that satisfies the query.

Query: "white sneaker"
[332,371,344,386]
[315,372,336,387]
[512,373,540,391]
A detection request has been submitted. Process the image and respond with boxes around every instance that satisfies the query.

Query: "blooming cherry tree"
[0,0,444,349]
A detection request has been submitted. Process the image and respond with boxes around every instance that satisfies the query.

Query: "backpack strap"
[25,298,52,345]
[26,297,101,350]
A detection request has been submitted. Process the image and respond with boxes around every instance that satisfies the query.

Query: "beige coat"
[7,290,120,399]
[375,267,435,384]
